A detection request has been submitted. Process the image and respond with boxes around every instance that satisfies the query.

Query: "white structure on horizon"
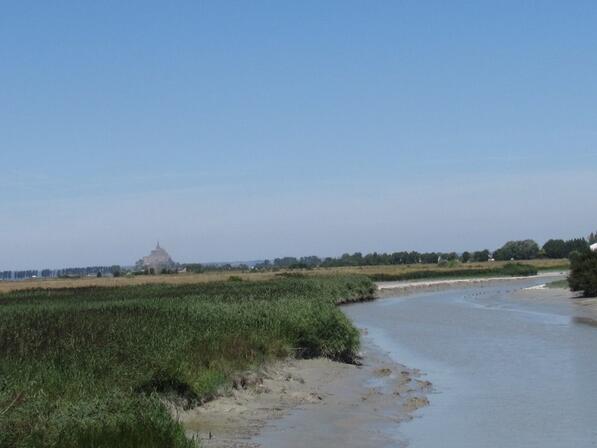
[591,243,597,252]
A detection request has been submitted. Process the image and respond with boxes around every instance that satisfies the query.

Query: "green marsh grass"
[0,275,374,448]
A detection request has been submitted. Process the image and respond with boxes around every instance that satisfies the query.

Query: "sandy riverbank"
[171,332,430,448]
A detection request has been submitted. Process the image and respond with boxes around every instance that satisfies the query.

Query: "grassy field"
[0,259,569,294]
[0,275,374,448]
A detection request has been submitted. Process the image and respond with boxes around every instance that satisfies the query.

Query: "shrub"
[568,250,597,297]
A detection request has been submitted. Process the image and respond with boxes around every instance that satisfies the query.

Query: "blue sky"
[1,1,596,269]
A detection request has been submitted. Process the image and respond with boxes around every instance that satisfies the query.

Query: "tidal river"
[344,277,597,447]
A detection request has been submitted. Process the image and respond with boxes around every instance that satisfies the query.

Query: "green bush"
[568,250,597,297]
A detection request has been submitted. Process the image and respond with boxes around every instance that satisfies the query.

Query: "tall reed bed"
[0,275,374,448]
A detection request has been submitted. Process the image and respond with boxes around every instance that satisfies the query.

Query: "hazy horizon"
[4,169,596,270]
[2,2,597,271]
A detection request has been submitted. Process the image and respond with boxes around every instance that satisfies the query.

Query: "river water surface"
[344,277,597,447]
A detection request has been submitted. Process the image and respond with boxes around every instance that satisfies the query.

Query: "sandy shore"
[171,332,430,448]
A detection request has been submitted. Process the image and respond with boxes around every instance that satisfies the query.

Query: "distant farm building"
[136,242,176,273]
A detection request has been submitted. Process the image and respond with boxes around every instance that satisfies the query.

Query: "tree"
[300,256,322,267]
[472,249,490,262]
[568,250,597,297]
[543,239,567,259]
[273,257,299,267]
[461,251,471,263]
[494,240,540,261]
[445,252,458,261]
[565,238,589,255]
[543,238,588,259]
[589,232,597,244]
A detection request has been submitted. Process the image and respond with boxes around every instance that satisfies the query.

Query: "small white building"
[591,243,597,252]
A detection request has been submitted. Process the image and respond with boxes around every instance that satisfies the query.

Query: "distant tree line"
[254,235,593,270]
[541,238,589,259]
[255,249,493,270]
[0,266,123,281]
[3,270,40,280]
[2,231,594,281]
[55,266,121,278]
[492,238,588,261]
[180,263,250,274]
[1,270,36,280]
